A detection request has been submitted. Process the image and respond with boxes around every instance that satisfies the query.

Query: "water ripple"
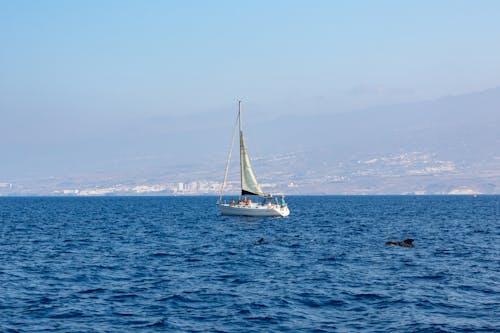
[0,195,499,332]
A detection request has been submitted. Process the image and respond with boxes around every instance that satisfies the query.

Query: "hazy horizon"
[1,1,499,194]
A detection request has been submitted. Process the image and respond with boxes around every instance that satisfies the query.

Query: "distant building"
[188,181,197,192]
[198,181,209,192]
[63,189,79,195]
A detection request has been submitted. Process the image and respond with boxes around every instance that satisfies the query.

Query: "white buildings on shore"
[55,180,239,196]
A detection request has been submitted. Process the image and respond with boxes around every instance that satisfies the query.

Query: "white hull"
[219,203,290,217]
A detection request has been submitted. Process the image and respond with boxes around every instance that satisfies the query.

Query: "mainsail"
[240,130,264,196]
[238,101,265,196]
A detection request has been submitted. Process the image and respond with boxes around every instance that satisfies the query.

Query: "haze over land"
[1,87,499,195]
[1,1,499,195]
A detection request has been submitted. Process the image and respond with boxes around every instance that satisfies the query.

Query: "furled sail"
[239,131,265,196]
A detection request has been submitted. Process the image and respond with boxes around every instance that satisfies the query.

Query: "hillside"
[1,88,499,194]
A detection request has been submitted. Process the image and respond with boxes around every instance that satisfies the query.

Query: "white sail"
[239,131,264,196]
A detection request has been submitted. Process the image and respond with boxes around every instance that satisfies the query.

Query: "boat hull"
[219,203,290,217]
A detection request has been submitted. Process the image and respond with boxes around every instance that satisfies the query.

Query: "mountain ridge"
[1,87,499,194]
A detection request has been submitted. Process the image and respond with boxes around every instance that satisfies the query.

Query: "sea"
[0,195,498,332]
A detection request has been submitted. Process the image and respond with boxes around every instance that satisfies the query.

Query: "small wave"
[158,294,191,303]
[112,312,134,317]
[38,297,53,304]
[415,274,446,280]
[186,258,202,262]
[127,319,150,326]
[249,302,268,309]
[325,299,346,307]
[144,319,168,328]
[352,293,388,301]
[403,323,452,332]
[77,288,106,294]
[244,316,277,323]
[91,264,117,270]
[434,249,453,256]
[318,256,336,262]
[231,278,251,284]
[300,298,346,308]
[109,294,139,301]
[49,311,85,319]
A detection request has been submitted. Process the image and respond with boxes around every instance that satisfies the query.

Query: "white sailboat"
[218,101,290,217]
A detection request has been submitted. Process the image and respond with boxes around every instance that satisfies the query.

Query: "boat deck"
[219,202,290,217]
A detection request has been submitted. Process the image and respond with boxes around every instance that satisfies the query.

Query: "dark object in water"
[257,238,264,244]
[385,238,414,248]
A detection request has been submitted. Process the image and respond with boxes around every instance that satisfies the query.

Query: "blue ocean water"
[0,196,499,332]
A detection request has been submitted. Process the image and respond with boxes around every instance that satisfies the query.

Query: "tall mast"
[218,102,239,204]
[238,100,242,132]
[238,100,243,193]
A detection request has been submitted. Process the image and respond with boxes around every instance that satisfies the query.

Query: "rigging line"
[218,107,240,204]
[238,100,243,193]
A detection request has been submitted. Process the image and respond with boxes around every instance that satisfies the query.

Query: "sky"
[1,1,500,179]
[2,1,500,116]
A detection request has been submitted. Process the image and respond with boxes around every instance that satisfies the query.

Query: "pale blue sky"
[1,0,500,118]
[1,1,500,179]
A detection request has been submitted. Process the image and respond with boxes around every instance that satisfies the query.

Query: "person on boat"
[280,195,286,207]
[230,200,235,206]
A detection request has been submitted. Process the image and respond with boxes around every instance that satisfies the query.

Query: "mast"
[219,99,265,203]
[218,103,239,204]
[238,100,242,131]
[238,100,243,192]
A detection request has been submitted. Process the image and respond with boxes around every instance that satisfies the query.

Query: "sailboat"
[218,101,290,217]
